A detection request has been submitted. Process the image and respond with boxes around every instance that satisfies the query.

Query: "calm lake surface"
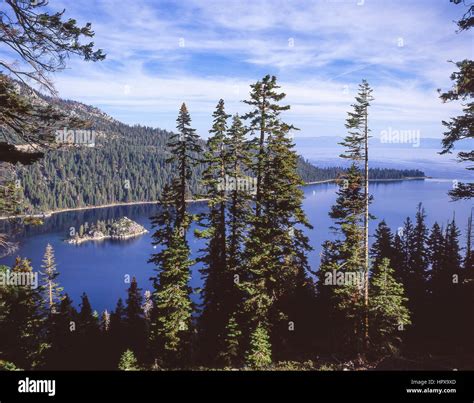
[1,179,472,313]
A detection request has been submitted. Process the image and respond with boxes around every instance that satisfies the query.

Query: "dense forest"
[0,76,471,372]
[12,105,424,214]
[0,0,471,376]
[0,187,471,370]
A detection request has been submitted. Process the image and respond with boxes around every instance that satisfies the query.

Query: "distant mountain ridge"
[295,136,473,150]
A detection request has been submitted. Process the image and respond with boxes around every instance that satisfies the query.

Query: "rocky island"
[66,217,148,245]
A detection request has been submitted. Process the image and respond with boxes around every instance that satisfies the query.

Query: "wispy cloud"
[37,0,471,138]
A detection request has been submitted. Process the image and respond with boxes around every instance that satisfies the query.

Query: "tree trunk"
[364,101,370,350]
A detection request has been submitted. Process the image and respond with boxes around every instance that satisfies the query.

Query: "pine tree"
[464,210,474,274]
[76,292,100,369]
[3,258,44,369]
[241,77,312,363]
[369,258,411,355]
[224,114,253,354]
[462,210,474,356]
[430,217,463,354]
[317,163,366,356]
[370,220,395,272]
[243,74,294,218]
[142,290,153,321]
[166,102,203,226]
[118,349,140,371]
[444,217,462,283]
[439,1,473,200]
[397,217,414,287]
[219,315,242,368]
[44,293,78,369]
[341,79,374,350]
[196,99,231,365]
[109,298,126,367]
[124,277,145,359]
[148,103,201,367]
[40,243,63,312]
[225,114,252,276]
[100,310,110,332]
[245,323,272,369]
[427,222,445,295]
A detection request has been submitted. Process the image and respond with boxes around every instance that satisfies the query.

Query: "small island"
[66,216,148,245]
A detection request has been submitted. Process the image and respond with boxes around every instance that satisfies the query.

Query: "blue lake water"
[1,179,472,313]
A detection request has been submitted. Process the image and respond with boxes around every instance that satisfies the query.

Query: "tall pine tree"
[149,103,201,367]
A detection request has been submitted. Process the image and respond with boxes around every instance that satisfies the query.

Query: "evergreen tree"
[124,277,145,359]
[166,102,203,226]
[427,222,445,293]
[109,298,126,366]
[219,315,242,368]
[43,294,78,370]
[370,220,395,272]
[243,74,294,218]
[196,99,231,365]
[464,210,474,273]
[397,217,414,287]
[430,218,463,354]
[76,292,100,369]
[100,310,111,333]
[225,114,252,275]
[317,164,366,356]
[245,323,272,369]
[118,349,140,371]
[445,217,463,274]
[369,258,411,355]
[439,1,473,200]
[340,79,374,349]
[148,103,201,367]
[241,77,312,363]
[2,258,44,369]
[40,243,63,312]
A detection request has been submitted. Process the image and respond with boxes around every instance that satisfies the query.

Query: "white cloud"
[38,0,471,138]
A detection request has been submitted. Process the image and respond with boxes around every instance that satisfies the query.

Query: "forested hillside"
[12,97,423,213]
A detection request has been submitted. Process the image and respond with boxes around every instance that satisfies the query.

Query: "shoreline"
[304,176,427,185]
[0,177,428,220]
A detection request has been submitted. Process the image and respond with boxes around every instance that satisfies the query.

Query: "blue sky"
[4,0,472,140]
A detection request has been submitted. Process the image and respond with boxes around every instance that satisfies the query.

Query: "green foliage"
[1,258,44,369]
[148,104,200,367]
[370,220,395,274]
[369,258,411,355]
[0,360,22,371]
[220,316,242,368]
[245,324,272,369]
[118,349,140,371]
[41,243,63,311]
[438,1,473,199]
[196,100,235,366]
[241,76,313,364]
